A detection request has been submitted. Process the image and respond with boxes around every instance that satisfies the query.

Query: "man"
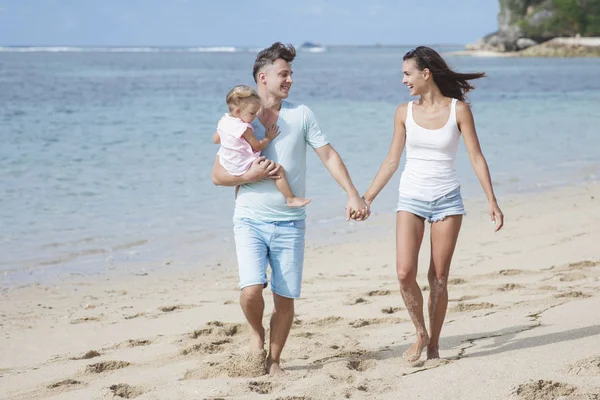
[211,42,367,375]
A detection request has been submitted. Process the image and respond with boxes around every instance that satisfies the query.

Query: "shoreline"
[2,173,598,289]
[0,177,596,289]
[1,182,600,398]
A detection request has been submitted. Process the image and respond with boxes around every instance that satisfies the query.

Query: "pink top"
[216,114,260,176]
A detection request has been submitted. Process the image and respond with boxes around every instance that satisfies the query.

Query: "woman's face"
[402,58,427,96]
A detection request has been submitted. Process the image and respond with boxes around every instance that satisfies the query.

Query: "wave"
[0,45,329,54]
[0,46,242,53]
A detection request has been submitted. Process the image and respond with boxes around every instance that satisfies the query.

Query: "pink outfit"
[216,114,259,176]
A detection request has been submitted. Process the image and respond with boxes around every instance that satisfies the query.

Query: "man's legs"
[240,285,266,351]
[267,293,294,375]
[267,219,305,375]
[234,219,270,353]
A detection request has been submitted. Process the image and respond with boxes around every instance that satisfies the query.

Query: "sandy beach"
[2,183,600,400]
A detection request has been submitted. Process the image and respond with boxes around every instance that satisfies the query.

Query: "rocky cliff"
[468,0,600,52]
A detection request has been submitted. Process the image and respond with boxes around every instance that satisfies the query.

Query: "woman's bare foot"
[427,345,440,360]
[250,327,265,352]
[286,197,311,208]
[402,333,430,362]
[266,358,286,376]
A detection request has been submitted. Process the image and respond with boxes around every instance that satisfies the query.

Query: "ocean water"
[1,46,599,284]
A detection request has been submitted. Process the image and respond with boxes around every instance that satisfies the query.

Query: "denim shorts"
[396,187,466,223]
[233,218,305,299]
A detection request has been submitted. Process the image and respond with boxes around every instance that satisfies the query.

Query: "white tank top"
[399,98,461,201]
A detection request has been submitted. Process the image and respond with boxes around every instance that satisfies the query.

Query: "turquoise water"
[1,46,599,284]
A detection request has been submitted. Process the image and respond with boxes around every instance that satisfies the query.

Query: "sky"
[0,0,500,47]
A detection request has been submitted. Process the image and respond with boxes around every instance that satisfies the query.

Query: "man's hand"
[346,194,369,222]
[245,156,281,182]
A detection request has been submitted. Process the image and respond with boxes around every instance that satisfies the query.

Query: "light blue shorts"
[233,218,305,299]
[396,187,466,223]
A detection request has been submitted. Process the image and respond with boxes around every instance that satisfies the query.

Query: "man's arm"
[211,155,280,186]
[212,131,220,144]
[313,144,367,221]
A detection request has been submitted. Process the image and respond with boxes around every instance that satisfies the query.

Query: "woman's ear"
[423,68,431,80]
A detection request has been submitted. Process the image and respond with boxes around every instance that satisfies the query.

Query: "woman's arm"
[362,103,408,206]
[456,101,504,231]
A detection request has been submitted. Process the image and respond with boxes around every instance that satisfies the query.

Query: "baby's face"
[238,102,261,123]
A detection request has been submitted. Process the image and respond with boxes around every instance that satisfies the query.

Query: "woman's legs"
[396,211,428,362]
[427,215,463,359]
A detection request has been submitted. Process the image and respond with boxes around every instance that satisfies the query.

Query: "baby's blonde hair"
[226,85,261,112]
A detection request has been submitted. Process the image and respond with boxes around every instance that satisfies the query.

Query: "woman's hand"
[489,200,504,232]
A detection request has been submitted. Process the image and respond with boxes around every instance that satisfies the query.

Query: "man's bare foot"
[250,327,265,352]
[286,197,311,208]
[266,358,286,376]
[427,345,440,360]
[402,333,430,362]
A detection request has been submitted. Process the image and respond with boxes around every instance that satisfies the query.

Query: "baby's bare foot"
[286,197,311,208]
[402,333,430,362]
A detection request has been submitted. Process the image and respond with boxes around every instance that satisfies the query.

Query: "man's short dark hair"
[253,42,296,83]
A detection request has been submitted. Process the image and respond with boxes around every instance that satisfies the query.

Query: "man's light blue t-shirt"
[233,101,329,222]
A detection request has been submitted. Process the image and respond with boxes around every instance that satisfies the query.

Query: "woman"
[361,46,504,362]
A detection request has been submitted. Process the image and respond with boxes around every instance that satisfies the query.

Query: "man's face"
[260,59,293,99]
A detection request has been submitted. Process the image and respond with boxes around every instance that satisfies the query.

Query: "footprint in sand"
[47,379,82,389]
[295,332,316,339]
[184,350,267,379]
[451,302,495,312]
[537,285,557,291]
[498,283,524,292]
[158,304,195,312]
[308,316,343,327]
[109,383,144,399]
[346,359,376,372]
[349,297,367,305]
[381,307,402,314]
[511,380,577,399]
[85,361,131,374]
[124,312,146,320]
[70,350,101,360]
[567,260,599,269]
[555,291,592,299]
[118,339,152,348]
[181,341,230,356]
[248,381,275,394]
[190,322,245,339]
[313,350,367,365]
[368,290,391,296]
[70,317,100,324]
[207,321,245,337]
[448,278,467,285]
[558,273,587,282]
[566,356,600,376]
[350,318,402,328]
[498,269,524,276]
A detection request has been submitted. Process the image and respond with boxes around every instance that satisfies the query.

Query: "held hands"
[265,124,280,142]
[489,200,504,232]
[346,194,370,222]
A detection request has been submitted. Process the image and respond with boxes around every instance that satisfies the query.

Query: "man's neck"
[258,90,283,112]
